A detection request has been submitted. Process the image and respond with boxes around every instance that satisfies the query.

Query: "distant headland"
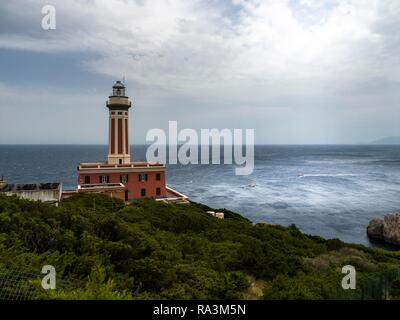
[369,136,400,145]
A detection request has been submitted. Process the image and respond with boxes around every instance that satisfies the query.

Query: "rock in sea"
[367,213,400,246]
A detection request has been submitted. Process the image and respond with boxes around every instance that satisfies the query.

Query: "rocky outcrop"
[367,218,384,240]
[367,213,400,246]
[382,214,400,246]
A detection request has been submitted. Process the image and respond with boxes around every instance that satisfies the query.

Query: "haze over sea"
[1,145,400,247]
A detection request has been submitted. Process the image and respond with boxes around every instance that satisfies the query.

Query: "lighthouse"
[76,81,172,202]
[107,81,132,165]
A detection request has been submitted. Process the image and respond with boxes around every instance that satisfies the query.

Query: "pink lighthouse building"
[76,81,186,203]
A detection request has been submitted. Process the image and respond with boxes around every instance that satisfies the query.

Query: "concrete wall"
[5,188,62,205]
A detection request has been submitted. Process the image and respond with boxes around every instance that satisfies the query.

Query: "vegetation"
[1,193,400,300]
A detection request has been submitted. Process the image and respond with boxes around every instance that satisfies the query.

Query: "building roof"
[77,183,126,192]
[78,161,165,171]
[113,81,125,89]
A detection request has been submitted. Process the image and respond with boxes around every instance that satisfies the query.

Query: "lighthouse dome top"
[112,81,126,97]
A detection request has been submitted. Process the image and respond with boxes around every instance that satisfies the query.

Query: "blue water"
[1,145,400,246]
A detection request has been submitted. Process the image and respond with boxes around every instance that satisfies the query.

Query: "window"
[156,188,161,196]
[119,159,122,164]
[113,87,125,96]
[141,188,146,197]
[120,175,128,183]
[84,176,91,184]
[139,173,148,182]
[118,112,123,115]
[99,176,109,184]
[156,173,161,181]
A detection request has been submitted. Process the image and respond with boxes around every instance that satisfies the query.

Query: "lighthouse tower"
[77,80,185,202]
[107,81,132,165]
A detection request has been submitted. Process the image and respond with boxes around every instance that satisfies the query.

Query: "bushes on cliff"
[1,193,400,300]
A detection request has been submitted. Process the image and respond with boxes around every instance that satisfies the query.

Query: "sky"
[0,0,399,144]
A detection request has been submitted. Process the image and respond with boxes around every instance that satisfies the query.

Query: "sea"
[1,144,400,247]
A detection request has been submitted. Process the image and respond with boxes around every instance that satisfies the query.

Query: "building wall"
[78,170,166,200]
[108,190,126,202]
[78,189,126,202]
[5,189,61,204]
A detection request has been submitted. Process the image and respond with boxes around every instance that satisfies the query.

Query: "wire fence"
[0,260,41,300]
[360,268,400,300]
[2,255,400,300]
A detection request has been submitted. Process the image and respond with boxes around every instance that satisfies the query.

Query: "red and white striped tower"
[106,81,132,165]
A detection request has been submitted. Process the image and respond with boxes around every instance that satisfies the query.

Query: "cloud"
[1,1,398,92]
[0,0,399,143]
[0,81,106,144]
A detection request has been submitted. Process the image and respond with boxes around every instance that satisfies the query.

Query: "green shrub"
[1,193,400,300]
